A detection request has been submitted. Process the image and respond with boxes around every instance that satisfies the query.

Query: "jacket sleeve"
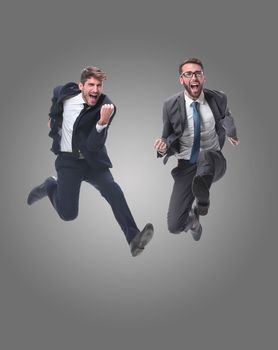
[161,102,173,141]
[213,90,238,139]
[156,102,172,158]
[222,104,238,138]
[158,99,181,160]
[48,85,63,119]
[48,85,64,139]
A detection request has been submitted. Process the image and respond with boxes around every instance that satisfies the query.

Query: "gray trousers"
[167,149,226,234]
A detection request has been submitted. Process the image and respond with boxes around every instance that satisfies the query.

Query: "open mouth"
[88,93,99,104]
[190,83,200,93]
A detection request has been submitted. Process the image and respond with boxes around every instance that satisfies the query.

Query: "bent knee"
[59,210,78,222]
[168,221,184,234]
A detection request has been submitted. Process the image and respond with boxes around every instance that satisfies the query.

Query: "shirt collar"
[184,90,205,105]
[77,92,85,104]
[68,92,85,104]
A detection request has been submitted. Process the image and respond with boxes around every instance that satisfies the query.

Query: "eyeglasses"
[180,71,204,78]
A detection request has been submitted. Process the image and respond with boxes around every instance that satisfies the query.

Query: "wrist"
[98,120,106,126]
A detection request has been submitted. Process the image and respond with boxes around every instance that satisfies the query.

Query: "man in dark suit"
[27,66,153,257]
[154,58,239,241]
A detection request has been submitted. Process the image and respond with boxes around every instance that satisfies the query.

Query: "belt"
[177,159,192,168]
[178,159,190,164]
[59,151,85,159]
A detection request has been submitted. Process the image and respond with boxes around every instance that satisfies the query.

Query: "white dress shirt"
[177,91,220,160]
[60,93,106,152]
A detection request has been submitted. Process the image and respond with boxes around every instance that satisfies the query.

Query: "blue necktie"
[190,101,201,164]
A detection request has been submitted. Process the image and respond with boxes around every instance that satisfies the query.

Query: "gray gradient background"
[1,0,277,349]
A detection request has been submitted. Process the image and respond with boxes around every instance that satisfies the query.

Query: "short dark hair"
[80,66,107,84]
[179,58,204,75]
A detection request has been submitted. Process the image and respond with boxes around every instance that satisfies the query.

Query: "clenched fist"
[98,104,114,126]
[154,138,167,155]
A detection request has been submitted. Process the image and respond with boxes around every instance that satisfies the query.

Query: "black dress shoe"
[184,209,195,232]
[130,223,154,257]
[27,177,56,205]
[190,208,202,241]
[192,175,210,216]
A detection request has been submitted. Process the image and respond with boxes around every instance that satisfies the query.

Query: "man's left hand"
[228,136,240,146]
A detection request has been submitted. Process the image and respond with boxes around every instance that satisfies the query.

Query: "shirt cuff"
[96,123,108,133]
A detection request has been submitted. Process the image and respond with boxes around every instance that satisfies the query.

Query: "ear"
[179,76,184,85]
[78,82,83,91]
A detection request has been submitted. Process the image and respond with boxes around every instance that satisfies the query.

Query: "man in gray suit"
[154,58,239,241]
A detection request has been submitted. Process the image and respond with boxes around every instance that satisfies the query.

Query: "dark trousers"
[167,149,227,234]
[45,154,140,244]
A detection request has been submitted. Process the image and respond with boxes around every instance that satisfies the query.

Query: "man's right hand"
[98,104,114,126]
[154,138,167,155]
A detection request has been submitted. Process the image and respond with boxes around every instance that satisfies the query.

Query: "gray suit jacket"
[159,88,237,164]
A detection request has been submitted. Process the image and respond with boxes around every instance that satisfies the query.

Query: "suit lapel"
[176,90,222,130]
[75,94,106,128]
[204,90,221,122]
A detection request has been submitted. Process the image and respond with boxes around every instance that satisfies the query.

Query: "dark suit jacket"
[48,82,116,169]
[159,88,237,164]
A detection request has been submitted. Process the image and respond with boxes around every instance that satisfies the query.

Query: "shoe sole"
[131,224,154,257]
[27,177,56,205]
[196,202,209,216]
[27,183,47,205]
